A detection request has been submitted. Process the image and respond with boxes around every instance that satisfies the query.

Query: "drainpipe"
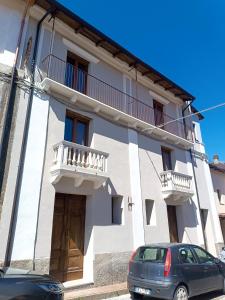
[4,7,55,267]
[0,0,34,199]
[182,101,207,249]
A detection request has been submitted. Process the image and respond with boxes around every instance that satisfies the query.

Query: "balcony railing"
[51,140,109,188]
[41,54,193,142]
[160,170,193,203]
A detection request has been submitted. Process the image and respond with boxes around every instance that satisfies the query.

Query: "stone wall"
[94,252,131,286]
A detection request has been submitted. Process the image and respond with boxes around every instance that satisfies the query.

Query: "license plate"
[134,287,151,295]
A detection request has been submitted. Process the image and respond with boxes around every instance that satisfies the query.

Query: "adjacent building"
[210,155,225,243]
[0,0,223,287]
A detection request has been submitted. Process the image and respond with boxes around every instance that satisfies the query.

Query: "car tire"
[173,285,188,300]
[130,291,143,299]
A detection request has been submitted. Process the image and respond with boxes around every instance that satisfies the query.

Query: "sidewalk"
[64,282,128,300]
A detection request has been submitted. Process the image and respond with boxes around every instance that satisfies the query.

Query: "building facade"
[0,0,223,287]
[210,155,225,243]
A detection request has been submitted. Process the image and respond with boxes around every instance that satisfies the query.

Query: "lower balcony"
[160,171,194,204]
[50,141,109,189]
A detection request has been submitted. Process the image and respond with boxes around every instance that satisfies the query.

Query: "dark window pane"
[65,63,74,89]
[76,121,87,145]
[162,148,172,171]
[193,247,214,264]
[179,247,196,264]
[137,247,167,263]
[64,117,73,142]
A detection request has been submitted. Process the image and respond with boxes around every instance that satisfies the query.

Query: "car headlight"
[38,283,64,294]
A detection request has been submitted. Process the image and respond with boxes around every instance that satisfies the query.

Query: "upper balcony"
[40,54,194,149]
[51,140,109,189]
[160,170,194,205]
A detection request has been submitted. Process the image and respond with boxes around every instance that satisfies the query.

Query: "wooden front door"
[50,194,86,282]
[167,205,179,243]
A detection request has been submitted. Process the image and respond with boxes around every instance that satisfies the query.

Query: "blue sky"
[59,0,225,161]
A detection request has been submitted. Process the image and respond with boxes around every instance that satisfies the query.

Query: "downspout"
[4,7,55,267]
[182,101,207,249]
[0,0,34,198]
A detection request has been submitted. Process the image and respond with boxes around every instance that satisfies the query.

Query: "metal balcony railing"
[41,54,193,142]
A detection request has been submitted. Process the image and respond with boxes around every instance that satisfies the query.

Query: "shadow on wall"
[177,199,200,243]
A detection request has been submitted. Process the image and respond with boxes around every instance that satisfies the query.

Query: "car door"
[177,246,206,296]
[191,246,224,292]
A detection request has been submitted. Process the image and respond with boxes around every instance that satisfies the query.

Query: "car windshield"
[137,247,167,263]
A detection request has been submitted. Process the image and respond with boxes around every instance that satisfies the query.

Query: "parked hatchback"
[0,267,64,299]
[128,243,225,300]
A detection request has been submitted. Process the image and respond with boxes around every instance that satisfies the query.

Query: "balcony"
[40,54,193,149]
[160,171,194,204]
[50,141,109,189]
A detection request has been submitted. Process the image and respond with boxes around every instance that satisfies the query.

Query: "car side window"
[192,246,214,264]
[179,247,197,264]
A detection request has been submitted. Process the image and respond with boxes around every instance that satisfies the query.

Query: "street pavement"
[104,291,225,300]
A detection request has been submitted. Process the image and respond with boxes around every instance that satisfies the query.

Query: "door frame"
[49,193,88,283]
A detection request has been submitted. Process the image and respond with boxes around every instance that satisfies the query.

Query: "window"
[65,51,88,94]
[145,200,156,226]
[64,112,89,146]
[112,196,123,225]
[161,147,173,171]
[192,246,214,264]
[179,247,197,264]
[153,100,164,127]
[137,247,167,263]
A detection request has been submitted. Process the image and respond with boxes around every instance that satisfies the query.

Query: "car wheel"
[173,285,188,300]
[130,291,143,299]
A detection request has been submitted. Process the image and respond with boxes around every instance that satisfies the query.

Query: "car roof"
[140,243,197,249]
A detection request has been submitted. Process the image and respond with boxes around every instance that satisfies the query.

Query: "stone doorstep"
[64,282,128,300]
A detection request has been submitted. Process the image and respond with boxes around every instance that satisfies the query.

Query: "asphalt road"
[105,291,225,300]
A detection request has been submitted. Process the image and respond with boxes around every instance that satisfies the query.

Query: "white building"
[0,0,223,287]
[209,155,225,243]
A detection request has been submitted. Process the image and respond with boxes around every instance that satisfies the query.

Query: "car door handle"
[203,266,209,271]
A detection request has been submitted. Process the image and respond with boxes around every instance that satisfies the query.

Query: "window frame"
[161,147,173,171]
[65,111,90,146]
[111,195,124,225]
[153,99,164,127]
[66,51,89,93]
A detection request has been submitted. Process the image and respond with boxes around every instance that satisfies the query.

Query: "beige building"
[210,155,225,243]
[0,0,223,288]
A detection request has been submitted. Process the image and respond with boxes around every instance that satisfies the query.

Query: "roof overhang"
[34,0,195,103]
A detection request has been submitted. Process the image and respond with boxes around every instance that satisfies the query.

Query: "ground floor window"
[112,196,123,225]
[145,199,156,226]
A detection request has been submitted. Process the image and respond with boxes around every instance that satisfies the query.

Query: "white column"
[128,129,145,248]
[183,150,205,246]
[11,94,49,262]
[203,160,223,247]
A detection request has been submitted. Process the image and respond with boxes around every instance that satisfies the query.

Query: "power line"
[158,101,225,129]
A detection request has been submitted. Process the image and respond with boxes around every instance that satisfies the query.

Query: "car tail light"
[164,248,172,277]
[128,250,137,272]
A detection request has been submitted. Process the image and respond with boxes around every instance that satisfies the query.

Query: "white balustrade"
[160,170,192,193]
[53,141,108,174]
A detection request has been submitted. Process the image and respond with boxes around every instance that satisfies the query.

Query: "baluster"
[89,151,93,168]
[72,148,76,165]
[68,147,72,164]
[77,148,81,166]
[81,150,85,167]
[63,145,68,165]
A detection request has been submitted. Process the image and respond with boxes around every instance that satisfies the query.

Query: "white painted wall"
[0,0,24,67]
[11,94,49,261]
